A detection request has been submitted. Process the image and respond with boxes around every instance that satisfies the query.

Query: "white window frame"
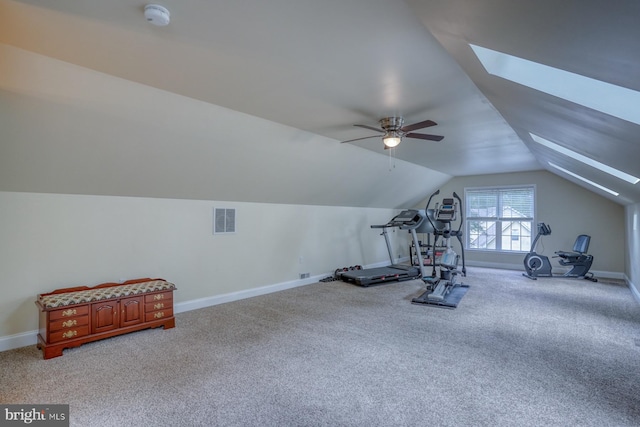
[464,185,536,253]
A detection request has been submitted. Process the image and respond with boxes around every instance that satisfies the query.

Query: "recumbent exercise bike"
[523,222,597,282]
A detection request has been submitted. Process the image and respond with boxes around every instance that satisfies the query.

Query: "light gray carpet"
[1,267,639,426]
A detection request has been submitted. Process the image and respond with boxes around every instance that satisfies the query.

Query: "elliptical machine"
[412,190,469,309]
[523,222,553,279]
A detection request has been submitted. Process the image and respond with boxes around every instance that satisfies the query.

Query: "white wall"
[0,191,412,341]
[415,171,626,277]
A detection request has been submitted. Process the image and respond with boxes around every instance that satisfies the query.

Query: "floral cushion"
[39,279,176,309]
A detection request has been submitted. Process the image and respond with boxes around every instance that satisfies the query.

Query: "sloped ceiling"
[1,0,639,205]
[408,0,640,204]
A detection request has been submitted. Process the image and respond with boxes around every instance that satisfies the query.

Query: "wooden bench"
[36,278,176,359]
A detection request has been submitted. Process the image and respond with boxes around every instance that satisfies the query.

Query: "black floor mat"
[411,284,470,309]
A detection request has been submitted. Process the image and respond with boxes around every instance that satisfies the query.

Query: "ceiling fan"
[341,116,444,148]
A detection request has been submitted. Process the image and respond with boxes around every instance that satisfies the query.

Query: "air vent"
[213,208,236,234]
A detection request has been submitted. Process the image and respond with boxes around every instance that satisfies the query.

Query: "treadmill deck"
[339,265,420,287]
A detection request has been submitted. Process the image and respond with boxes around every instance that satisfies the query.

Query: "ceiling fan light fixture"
[383,131,402,148]
[341,116,442,146]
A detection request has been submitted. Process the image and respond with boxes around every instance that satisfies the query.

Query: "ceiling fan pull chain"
[388,148,396,171]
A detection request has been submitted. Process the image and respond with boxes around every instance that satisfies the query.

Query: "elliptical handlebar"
[453,191,463,235]
[424,189,440,232]
[452,191,466,277]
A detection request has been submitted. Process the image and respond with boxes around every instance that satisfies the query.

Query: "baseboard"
[624,274,640,304]
[465,260,523,271]
[464,260,624,280]
[0,273,327,354]
[589,269,625,280]
[174,273,324,314]
[0,330,38,353]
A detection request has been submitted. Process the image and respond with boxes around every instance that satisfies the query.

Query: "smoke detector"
[144,4,170,26]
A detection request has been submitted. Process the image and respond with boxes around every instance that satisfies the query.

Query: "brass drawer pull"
[62,309,77,317]
[154,303,164,310]
[62,319,77,328]
[153,294,164,301]
[62,330,78,339]
[154,312,165,319]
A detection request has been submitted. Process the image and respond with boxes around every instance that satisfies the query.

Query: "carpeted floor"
[1,267,639,426]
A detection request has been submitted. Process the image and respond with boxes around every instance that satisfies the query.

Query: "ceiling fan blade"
[401,119,437,133]
[341,135,380,144]
[354,124,384,133]
[405,132,444,141]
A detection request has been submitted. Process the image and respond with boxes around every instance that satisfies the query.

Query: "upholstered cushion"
[39,280,176,309]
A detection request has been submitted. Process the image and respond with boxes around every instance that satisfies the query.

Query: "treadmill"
[339,209,427,287]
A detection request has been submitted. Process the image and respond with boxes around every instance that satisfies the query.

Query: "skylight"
[548,162,619,196]
[470,44,640,126]
[530,133,639,184]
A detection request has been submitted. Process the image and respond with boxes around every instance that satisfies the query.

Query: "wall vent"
[213,208,236,234]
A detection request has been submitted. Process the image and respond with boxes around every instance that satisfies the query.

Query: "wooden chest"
[36,278,176,359]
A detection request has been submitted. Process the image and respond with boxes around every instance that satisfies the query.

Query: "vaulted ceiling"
[1,0,639,205]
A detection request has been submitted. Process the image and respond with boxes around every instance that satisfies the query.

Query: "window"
[470,44,640,127]
[465,186,534,252]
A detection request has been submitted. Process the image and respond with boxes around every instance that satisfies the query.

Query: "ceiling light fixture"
[530,133,639,184]
[548,162,619,196]
[382,131,402,148]
[470,44,640,126]
[144,4,170,26]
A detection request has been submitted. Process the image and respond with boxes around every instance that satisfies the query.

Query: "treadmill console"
[371,209,424,229]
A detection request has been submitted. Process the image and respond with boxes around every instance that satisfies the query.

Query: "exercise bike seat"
[555,235,591,264]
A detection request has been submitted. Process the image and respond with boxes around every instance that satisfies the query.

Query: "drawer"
[49,325,90,343]
[145,300,170,313]
[49,305,90,321]
[145,307,174,322]
[144,291,173,303]
[49,315,89,332]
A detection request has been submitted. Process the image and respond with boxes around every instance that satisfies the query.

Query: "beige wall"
[1,43,448,349]
[625,203,640,300]
[0,191,412,340]
[415,170,625,276]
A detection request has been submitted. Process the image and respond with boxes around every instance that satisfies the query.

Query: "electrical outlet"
[299,273,310,279]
